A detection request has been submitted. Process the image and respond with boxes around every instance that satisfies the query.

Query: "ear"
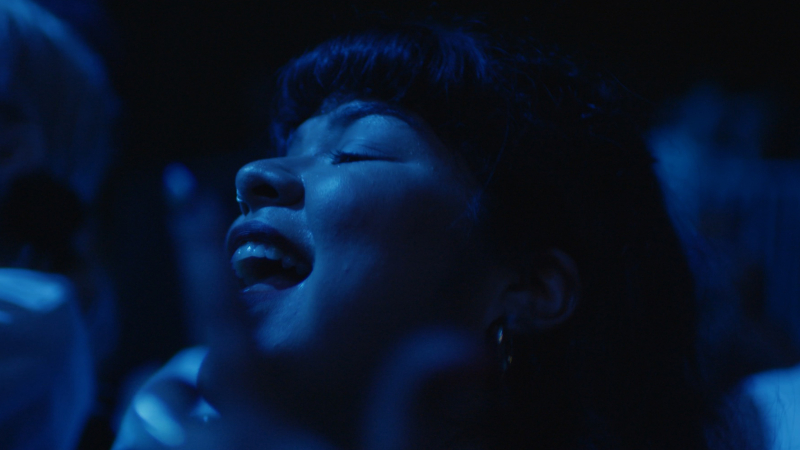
[488,248,580,333]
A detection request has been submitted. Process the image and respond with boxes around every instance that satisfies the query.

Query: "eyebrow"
[327,101,420,129]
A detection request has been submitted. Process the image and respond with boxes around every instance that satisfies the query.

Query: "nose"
[234,159,304,215]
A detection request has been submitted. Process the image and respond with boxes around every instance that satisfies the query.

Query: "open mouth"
[231,241,311,289]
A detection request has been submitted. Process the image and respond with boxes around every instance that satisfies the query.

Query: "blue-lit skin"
[201,100,512,441]
[0,269,93,450]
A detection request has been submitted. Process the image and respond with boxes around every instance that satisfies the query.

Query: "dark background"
[101,0,800,163]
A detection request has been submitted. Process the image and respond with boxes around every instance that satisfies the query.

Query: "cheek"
[308,167,471,249]
[295,170,489,354]
[305,168,485,323]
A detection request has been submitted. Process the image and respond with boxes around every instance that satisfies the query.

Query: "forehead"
[317,99,419,128]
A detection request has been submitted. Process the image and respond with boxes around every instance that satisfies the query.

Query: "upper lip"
[226,220,313,267]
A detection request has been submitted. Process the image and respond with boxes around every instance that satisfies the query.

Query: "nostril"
[236,192,250,215]
[253,184,279,199]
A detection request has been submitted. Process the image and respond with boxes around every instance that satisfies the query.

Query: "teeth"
[251,244,266,258]
[231,242,283,263]
[231,241,311,279]
[264,246,284,261]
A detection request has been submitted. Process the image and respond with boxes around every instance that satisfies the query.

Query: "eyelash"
[330,150,377,164]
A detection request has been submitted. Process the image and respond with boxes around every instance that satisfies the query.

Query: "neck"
[199,350,369,449]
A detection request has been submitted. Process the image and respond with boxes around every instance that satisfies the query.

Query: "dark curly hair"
[269,18,740,449]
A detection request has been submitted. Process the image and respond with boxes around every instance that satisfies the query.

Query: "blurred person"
[0,0,117,448]
[650,85,800,450]
[114,18,760,450]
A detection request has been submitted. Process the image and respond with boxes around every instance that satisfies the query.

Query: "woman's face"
[209,100,503,401]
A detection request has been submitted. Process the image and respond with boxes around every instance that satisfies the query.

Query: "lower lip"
[242,282,278,293]
[237,284,283,311]
[238,276,303,304]
[251,273,304,289]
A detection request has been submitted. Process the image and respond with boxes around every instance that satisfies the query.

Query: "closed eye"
[330,150,385,164]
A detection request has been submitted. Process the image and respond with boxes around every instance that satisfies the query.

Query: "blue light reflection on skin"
[133,393,186,447]
[0,268,71,312]
[0,268,94,450]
